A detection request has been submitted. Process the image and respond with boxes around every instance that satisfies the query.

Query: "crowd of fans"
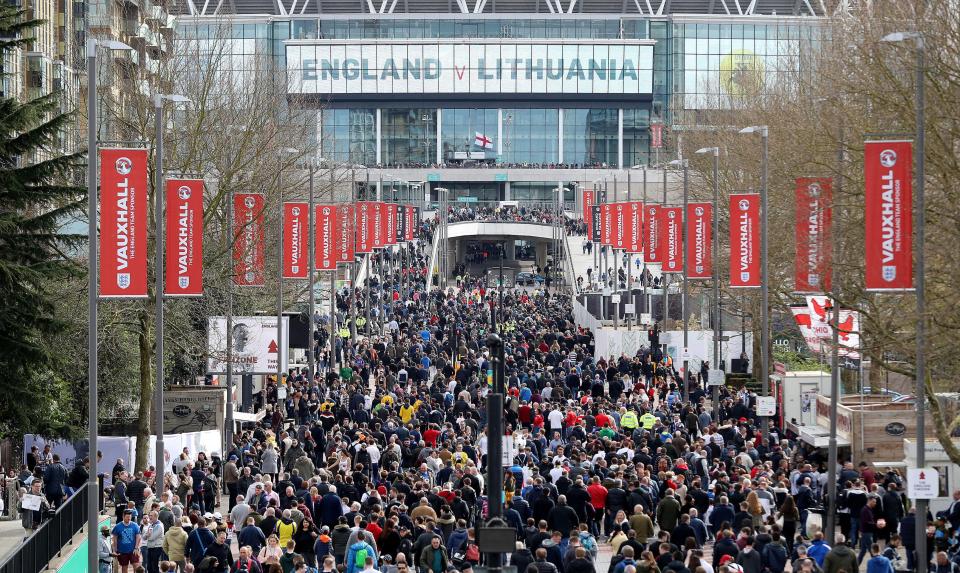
[7,213,959,573]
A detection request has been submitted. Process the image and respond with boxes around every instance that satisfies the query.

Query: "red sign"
[100,148,149,298]
[662,207,683,273]
[795,177,832,293]
[651,123,664,149]
[686,202,712,279]
[729,194,761,288]
[282,202,308,279]
[355,202,373,253]
[613,203,628,250]
[583,190,595,239]
[164,179,204,296]
[233,193,266,286]
[601,203,613,245]
[626,201,643,253]
[386,203,398,245]
[404,205,415,241]
[336,204,355,264]
[646,205,662,263]
[314,204,336,270]
[371,202,386,249]
[865,140,913,291]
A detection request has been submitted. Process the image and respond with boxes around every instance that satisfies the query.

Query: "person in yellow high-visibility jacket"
[640,411,657,430]
[621,409,639,431]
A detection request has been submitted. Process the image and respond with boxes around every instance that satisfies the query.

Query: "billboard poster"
[100,148,148,297]
[583,190,595,240]
[164,178,204,296]
[315,204,337,270]
[864,140,913,291]
[282,202,309,279]
[662,206,683,273]
[355,201,373,253]
[626,201,643,253]
[646,205,662,264]
[686,202,712,279]
[163,388,226,434]
[207,316,290,374]
[805,295,833,339]
[795,177,832,293]
[336,204,355,264]
[729,193,760,288]
[789,304,826,356]
[233,193,266,286]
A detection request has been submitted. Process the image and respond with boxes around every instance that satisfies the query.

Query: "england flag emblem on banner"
[474,132,493,149]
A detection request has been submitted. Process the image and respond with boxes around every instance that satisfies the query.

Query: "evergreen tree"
[0,5,85,437]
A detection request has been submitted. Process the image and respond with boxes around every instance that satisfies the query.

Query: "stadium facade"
[175,0,821,203]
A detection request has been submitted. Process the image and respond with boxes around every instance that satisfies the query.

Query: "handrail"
[0,483,92,573]
[426,228,441,292]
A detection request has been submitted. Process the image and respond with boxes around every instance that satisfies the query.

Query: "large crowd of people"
[6,214,957,573]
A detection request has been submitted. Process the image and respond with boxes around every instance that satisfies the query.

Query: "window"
[321,109,376,166]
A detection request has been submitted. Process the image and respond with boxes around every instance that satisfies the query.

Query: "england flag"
[474,132,493,149]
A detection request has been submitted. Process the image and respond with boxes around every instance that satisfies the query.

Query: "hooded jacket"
[447,527,469,554]
[345,540,378,573]
[313,533,333,559]
[823,544,859,573]
[331,524,353,558]
[162,525,188,563]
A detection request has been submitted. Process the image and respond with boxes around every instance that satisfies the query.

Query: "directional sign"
[680,347,692,361]
[707,369,726,387]
[756,396,777,416]
[907,468,940,499]
[640,313,652,325]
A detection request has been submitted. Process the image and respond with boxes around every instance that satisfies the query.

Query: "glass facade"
[321,109,376,166]
[382,108,436,166]
[501,109,559,165]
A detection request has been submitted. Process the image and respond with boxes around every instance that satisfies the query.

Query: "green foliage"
[773,348,828,373]
[0,5,86,439]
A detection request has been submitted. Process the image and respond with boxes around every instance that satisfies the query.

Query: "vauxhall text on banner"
[404,205,415,241]
[662,206,683,274]
[337,204,355,264]
[316,204,337,270]
[626,201,643,254]
[794,177,832,293]
[386,203,398,245]
[355,201,373,253]
[583,190,595,239]
[590,205,601,242]
[164,179,204,296]
[233,193,266,286]
[613,202,627,250]
[686,202,712,279]
[282,202,309,279]
[100,148,149,298]
[729,193,761,288]
[646,205,662,264]
[601,203,613,246]
[864,140,913,291]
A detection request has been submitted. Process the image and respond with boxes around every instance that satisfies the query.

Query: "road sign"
[707,369,726,387]
[907,468,940,499]
[680,347,691,361]
[756,396,777,416]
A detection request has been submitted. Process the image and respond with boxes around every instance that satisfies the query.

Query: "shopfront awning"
[796,424,851,449]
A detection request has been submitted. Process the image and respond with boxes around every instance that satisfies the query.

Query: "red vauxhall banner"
[282,202,309,279]
[385,203,398,245]
[613,203,627,250]
[100,148,148,298]
[795,177,833,293]
[627,201,643,253]
[662,207,683,273]
[233,193,266,286]
[583,190,595,239]
[646,205,662,263]
[164,179,204,296]
[404,205,415,241]
[371,202,386,249]
[730,194,761,288]
[355,202,373,253]
[336,204,355,264]
[865,140,913,291]
[315,204,337,271]
[601,203,613,246]
[686,202,712,279]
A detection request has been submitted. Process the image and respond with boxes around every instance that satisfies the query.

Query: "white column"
[617,108,624,169]
[375,108,382,165]
[497,108,503,157]
[558,108,564,164]
[504,181,511,201]
[436,108,442,165]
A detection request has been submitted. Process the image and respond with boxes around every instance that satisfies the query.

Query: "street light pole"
[696,147,721,420]
[307,162,316,385]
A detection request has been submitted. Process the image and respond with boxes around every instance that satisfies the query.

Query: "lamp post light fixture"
[695,146,722,421]
[738,125,770,441]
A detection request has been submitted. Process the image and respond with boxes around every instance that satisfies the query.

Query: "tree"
[0,5,85,438]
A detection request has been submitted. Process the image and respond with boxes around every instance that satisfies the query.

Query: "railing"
[0,483,91,573]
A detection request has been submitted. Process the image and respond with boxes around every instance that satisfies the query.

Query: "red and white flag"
[282,202,308,279]
[474,132,493,149]
[864,140,913,291]
[165,178,204,296]
[233,193,266,286]
[662,207,683,273]
[794,177,832,293]
[100,148,149,298]
[729,194,760,288]
[686,202,712,279]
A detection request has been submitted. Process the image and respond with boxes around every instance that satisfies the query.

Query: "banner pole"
[153,95,166,481]
[308,163,316,385]
[225,186,234,455]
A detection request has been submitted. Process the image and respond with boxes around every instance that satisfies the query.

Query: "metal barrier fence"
[0,483,90,573]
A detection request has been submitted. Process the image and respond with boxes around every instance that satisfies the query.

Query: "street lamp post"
[307,161,316,385]
[882,30,926,573]
[740,125,770,441]
[152,92,190,485]
[696,147,721,421]
[276,148,299,395]
[670,159,690,402]
[87,37,132,573]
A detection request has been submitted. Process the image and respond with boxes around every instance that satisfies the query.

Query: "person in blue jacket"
[345,539,378,573]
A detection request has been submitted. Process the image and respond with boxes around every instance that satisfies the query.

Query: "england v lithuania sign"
[286,40,655,96]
